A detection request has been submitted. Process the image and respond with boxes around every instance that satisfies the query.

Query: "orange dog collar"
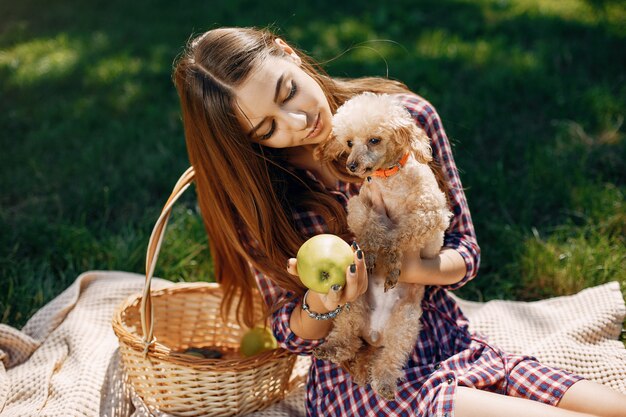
[370,153,410,178]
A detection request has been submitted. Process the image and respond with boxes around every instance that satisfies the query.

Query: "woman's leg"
[557,380,626,417]
[454,386,595,417]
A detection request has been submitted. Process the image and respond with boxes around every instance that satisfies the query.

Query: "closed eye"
[284,81,297,102]
[259,81,297,140]
[260,120,275,140]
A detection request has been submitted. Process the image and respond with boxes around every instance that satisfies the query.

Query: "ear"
[275,38,301,66]
[314,136,346,163]
[396,123,432,164]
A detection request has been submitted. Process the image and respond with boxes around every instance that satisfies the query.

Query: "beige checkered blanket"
[0,271,624,416]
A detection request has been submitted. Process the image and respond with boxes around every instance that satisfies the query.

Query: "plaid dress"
[251,93,583,416]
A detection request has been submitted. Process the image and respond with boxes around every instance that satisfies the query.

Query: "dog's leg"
[347,196,393,271]
[346,196,372,241]
[383,247,402,292]
[344,343,380,387]
[348,197,379,273]
[369,298,424,400]
[313,297,367,363]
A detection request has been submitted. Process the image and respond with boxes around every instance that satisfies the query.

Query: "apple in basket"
[296,234,353,294]
[240,326,278,357]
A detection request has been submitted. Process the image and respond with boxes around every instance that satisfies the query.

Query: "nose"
[347,161,359,172]
[284,110,308,131]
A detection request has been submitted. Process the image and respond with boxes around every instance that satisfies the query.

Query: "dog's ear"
[411,125,433,164]
[314,135,346,163]
[396,123,432,164]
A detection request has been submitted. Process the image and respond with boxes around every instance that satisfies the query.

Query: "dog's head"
[315,92,432,178]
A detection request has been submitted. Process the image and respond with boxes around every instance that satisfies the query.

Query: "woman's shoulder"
[390,92,438,117]
[387,92,444,137]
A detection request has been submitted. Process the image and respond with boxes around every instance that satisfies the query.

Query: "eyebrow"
[246,72,285,138]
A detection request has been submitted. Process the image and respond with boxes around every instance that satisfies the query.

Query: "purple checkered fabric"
[250,93,582,416]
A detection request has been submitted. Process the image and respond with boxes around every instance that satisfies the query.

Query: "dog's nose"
[348,162,359,172]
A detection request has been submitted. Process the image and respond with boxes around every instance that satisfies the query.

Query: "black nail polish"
[356,250,363,260]
[350,263,356,274]
[351,241,358,250]
[331,284,342,292]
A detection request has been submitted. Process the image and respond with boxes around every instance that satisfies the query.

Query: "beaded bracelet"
[301,290,350,320]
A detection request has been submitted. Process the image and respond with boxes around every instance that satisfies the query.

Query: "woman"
[173,26,626,417]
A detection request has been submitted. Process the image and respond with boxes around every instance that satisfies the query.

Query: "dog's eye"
[369,138,381,145]
[347,140,353,148]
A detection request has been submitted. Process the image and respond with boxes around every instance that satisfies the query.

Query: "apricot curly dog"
[313,92,452,399]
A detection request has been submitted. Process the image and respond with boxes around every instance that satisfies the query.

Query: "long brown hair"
[173,26,413,327]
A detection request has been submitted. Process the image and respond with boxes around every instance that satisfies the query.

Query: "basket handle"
[140,166,196,352]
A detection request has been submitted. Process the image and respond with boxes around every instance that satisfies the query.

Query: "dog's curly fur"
[313,92,452,399]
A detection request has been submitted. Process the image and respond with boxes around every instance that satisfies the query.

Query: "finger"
[343,262,359,301]
[322,283,344,309]
[360,186,373,206]
[349,244,367,296]
[369,185,387,216]
[355,249,368,295]
[287,258,298,276]
[370,183,384,213]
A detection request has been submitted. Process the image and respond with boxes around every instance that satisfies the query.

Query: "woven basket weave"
[112,167,297,417]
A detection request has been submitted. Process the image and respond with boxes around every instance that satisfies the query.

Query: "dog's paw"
[365,252,377,272]
[313,346,337,362]
[383,278,397,292]
[351,371,370,387]
[346,358,371,387]
[371,380,397,400]
[314,345,357,364]
[383,268,400,292]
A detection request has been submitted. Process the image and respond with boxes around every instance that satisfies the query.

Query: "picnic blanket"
[0,271,624,417]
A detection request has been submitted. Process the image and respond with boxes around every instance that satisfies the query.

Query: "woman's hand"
[364,183,467,287]
[364,180,396,228]
[287,242,368,312]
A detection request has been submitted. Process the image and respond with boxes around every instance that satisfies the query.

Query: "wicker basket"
[112,167,298,417]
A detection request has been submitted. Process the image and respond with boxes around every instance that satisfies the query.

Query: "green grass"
[1,0,625,330]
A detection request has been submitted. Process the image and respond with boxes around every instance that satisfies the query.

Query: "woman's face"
[234,49,332,149]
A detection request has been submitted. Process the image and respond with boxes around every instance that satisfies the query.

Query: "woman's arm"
[400,247,466,286]
[288,290,336,340]
[364,177,468,287]
[396,94,481,289]
[253,267,326,354]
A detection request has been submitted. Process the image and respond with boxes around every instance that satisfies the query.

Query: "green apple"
[296,234,353,294]
[240,326,278,357]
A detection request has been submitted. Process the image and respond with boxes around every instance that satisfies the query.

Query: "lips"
[305,113,322,139]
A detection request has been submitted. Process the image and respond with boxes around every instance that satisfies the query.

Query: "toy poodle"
[312,92,452,399]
